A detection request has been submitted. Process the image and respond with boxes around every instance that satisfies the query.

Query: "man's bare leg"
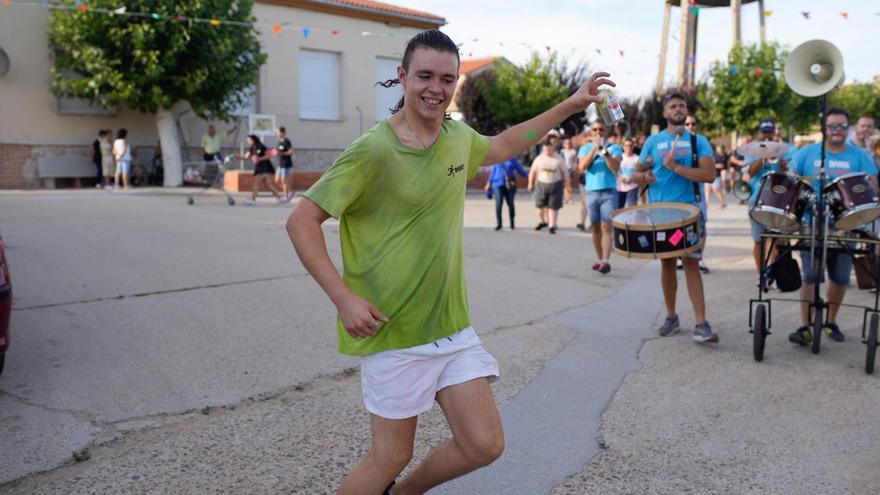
[601,223,613,260]
[660,257,678,317]
[394,378,503,495]
[548,208,559,229]
[337,415,417,495]
[826,281,846,322]
[590,222,602,259]
[682,257,707,323]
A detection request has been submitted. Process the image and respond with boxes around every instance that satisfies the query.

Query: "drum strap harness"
[690,133,702,204]
[640,133,702,203]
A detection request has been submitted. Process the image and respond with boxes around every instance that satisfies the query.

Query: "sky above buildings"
[399,0,878,99]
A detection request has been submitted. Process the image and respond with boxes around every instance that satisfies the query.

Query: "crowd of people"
[282,28,880,494]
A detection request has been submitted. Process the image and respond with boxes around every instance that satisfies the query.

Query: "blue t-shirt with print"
[745,142,796,203]
[792,142,878,191]
[578,142,622,191]
[638,130,713,205]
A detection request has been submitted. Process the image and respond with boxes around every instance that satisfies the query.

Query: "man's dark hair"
[662,92,687,107]
[278,126,286,134]
[826,107,850,122]
[117,128,127,139]
[856,114,874,122]
[377,29,460,115]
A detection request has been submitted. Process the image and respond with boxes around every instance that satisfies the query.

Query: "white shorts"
[360,327,500,420]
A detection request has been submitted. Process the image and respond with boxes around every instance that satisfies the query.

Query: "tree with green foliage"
[458,53,590,139]
[49,1,266,186]
[831,81,880,121]
[697,42,814,137]
[478,52,571,130]
[456,70,505,136]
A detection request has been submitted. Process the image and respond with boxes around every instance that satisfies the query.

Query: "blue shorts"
[276,166,292,178]
[586,189,616,225]
[115,159,131,175]
[799,249,852,286]
[750,219,767,242]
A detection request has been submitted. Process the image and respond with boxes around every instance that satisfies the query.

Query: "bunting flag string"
[0,0,876,58]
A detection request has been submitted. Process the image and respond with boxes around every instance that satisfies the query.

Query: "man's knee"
[370,442,413,473]
[458,429,504,467]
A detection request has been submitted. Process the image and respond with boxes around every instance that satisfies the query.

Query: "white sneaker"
[243,199,256,206]
[95,183,103,189]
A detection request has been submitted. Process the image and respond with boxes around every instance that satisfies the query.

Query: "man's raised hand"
[569,72,615,111]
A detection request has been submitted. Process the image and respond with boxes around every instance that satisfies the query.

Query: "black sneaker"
[535,222,548,231]
[495,225,502,231]
[824,322,845,342]
[598,261,611,274]
[788,325,812,345]
[549,226,557,234]
[576,223,586,232]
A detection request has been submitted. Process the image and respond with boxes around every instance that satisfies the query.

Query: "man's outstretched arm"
[287,198,387,338]
[483,72,614,165]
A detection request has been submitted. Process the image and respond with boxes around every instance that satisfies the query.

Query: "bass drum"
[611,202,703,259]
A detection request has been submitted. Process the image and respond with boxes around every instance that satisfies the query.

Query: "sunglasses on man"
[826,123,849,131]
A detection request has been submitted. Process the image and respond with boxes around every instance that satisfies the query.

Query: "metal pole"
[678,0,691,87]
[731,0,742,47]
[758,0,767,45]
[689,7,699,85]
[656,1,672,92]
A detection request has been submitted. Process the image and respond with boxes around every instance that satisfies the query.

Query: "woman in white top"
[616,137,640,208]
[113,128,132,190]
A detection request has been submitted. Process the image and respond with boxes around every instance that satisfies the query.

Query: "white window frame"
[299,49,341,121]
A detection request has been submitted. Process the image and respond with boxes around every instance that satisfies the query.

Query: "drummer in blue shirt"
[789,108,880,346]
[632,92,717,343]
[745,118,796,284]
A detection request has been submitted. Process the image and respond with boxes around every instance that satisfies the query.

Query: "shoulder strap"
[690,133,701,203]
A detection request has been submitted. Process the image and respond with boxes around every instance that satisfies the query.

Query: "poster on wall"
[248,114,276,136]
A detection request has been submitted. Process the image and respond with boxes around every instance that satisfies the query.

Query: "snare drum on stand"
[749,172,814,233]
[611,203,703,259]
[823,172,880,230]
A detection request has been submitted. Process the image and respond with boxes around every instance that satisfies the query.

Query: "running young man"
[287,30,613,494]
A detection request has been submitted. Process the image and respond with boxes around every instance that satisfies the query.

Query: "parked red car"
[0,233,11,375]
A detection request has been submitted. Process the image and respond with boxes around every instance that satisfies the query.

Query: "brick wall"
[0,144,33,189]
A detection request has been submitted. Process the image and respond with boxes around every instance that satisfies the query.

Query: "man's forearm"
[287,211,351,306]
[488,101,579,163]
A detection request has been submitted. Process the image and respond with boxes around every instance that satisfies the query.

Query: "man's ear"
[396,65,406,86]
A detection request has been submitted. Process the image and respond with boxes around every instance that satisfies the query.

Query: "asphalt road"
[1,189,878,494]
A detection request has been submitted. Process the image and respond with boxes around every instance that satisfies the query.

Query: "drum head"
[611,203,700,229]
[749,209,801,233]
[832,205,880,231]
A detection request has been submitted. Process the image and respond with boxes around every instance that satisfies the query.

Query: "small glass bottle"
[596,88,625,126]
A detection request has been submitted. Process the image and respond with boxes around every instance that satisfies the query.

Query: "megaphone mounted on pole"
[784,39,845,97]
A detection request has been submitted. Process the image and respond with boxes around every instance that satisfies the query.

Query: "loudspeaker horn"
[784,40,845,97]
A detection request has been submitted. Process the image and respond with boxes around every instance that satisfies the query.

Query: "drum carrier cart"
[748,100,879,375]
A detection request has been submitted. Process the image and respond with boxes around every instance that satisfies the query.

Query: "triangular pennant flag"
[78,4,89,11]
[303,28,310,39]
[687,55,696,64]
[763,10,772,17]
[731,65,738,75]
[754,67,762,76]
[545,46,552,53]
[1,0,9,6]
[281,22,291,26]
[210,19,221,26]
[331,30,340,37]
[595,48,602,55]
[272,24,282,35]
[840,12,848,20]
[691,6,699,15]
[618,50,625,58]
[176,15,187,21]
[801,11,810,19]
